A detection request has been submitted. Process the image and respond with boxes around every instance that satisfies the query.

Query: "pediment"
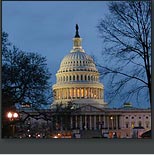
[75,104,105,112]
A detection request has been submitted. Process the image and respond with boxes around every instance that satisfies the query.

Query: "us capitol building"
[49,25,151,138]
[20,25,151,138]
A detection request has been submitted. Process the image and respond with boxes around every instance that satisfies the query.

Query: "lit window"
[85,89,87,98]
[74,89,76,97]
[77,89,80,98]
[131,122,135,128]
[81,88,84,97]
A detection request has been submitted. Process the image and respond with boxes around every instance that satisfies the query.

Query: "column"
[84,88,85,98]
[75,75,77,81]
[72,88,74,99]
[62,88,64,99]
[94,115,96,130]
[100,89,102,99]
[89,88,91,98]
[80,116,83,130]
[103,115,106,129]
[73,88,76,98]
[59,89,61,99]
[70,116,73,129]
[56,90,58,99]
[58,89,60,99]
[97,89,99,99]
[85,115,87,130]
[75,115,78,128]
[116,115,118,130]
[76,88,78,98]
[70,88,72,99]
[87,88,89,98]
[89,115,92,130]
[108,116,110,130]
[112,116,114,130]
[65,89,67,99]
[99,115,101,129]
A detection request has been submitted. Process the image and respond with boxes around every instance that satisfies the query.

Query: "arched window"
[77,75,79,81]
[73,75,75,81]
[85,75,87,81]
[138,121,142,127]
[88,75,90,81]
[81,75,83,81]
[66,76,68,81]
[91,76,93,81]
[63,76,65,81]
[70,76,72,81]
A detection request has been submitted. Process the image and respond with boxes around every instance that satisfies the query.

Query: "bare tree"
[51,102,80,131]
[97,1,151,107]
[2,32,53,138]
[2,32,52,111]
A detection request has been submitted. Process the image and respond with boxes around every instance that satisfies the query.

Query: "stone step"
[80,130,102,138]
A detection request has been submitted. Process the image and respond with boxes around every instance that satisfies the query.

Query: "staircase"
[80,130,102,138]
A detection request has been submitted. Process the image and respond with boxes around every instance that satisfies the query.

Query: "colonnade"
[66,115,120,130]
[54,87,103,100]
[57,74,99,83]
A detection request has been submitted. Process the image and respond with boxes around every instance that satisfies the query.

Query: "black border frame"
[0,0,154,154]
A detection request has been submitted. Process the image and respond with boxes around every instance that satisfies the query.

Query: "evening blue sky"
[2,1,149,108]
[2,1,108,81]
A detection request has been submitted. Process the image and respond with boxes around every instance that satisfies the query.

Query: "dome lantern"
[72,24,83,52]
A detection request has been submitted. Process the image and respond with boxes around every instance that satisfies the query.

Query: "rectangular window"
[126,123,129,128]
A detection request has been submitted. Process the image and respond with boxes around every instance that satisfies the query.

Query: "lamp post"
[7,111,19,137]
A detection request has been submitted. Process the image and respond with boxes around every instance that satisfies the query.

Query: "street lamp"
[7,112,19,120]
[7,111,19,137]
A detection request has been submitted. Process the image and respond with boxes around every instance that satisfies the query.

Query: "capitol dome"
[58,51,98,74]
[52,25,107,108]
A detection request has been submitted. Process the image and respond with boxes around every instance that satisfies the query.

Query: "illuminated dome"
[58,51,98,73]
[52,24,107,108]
